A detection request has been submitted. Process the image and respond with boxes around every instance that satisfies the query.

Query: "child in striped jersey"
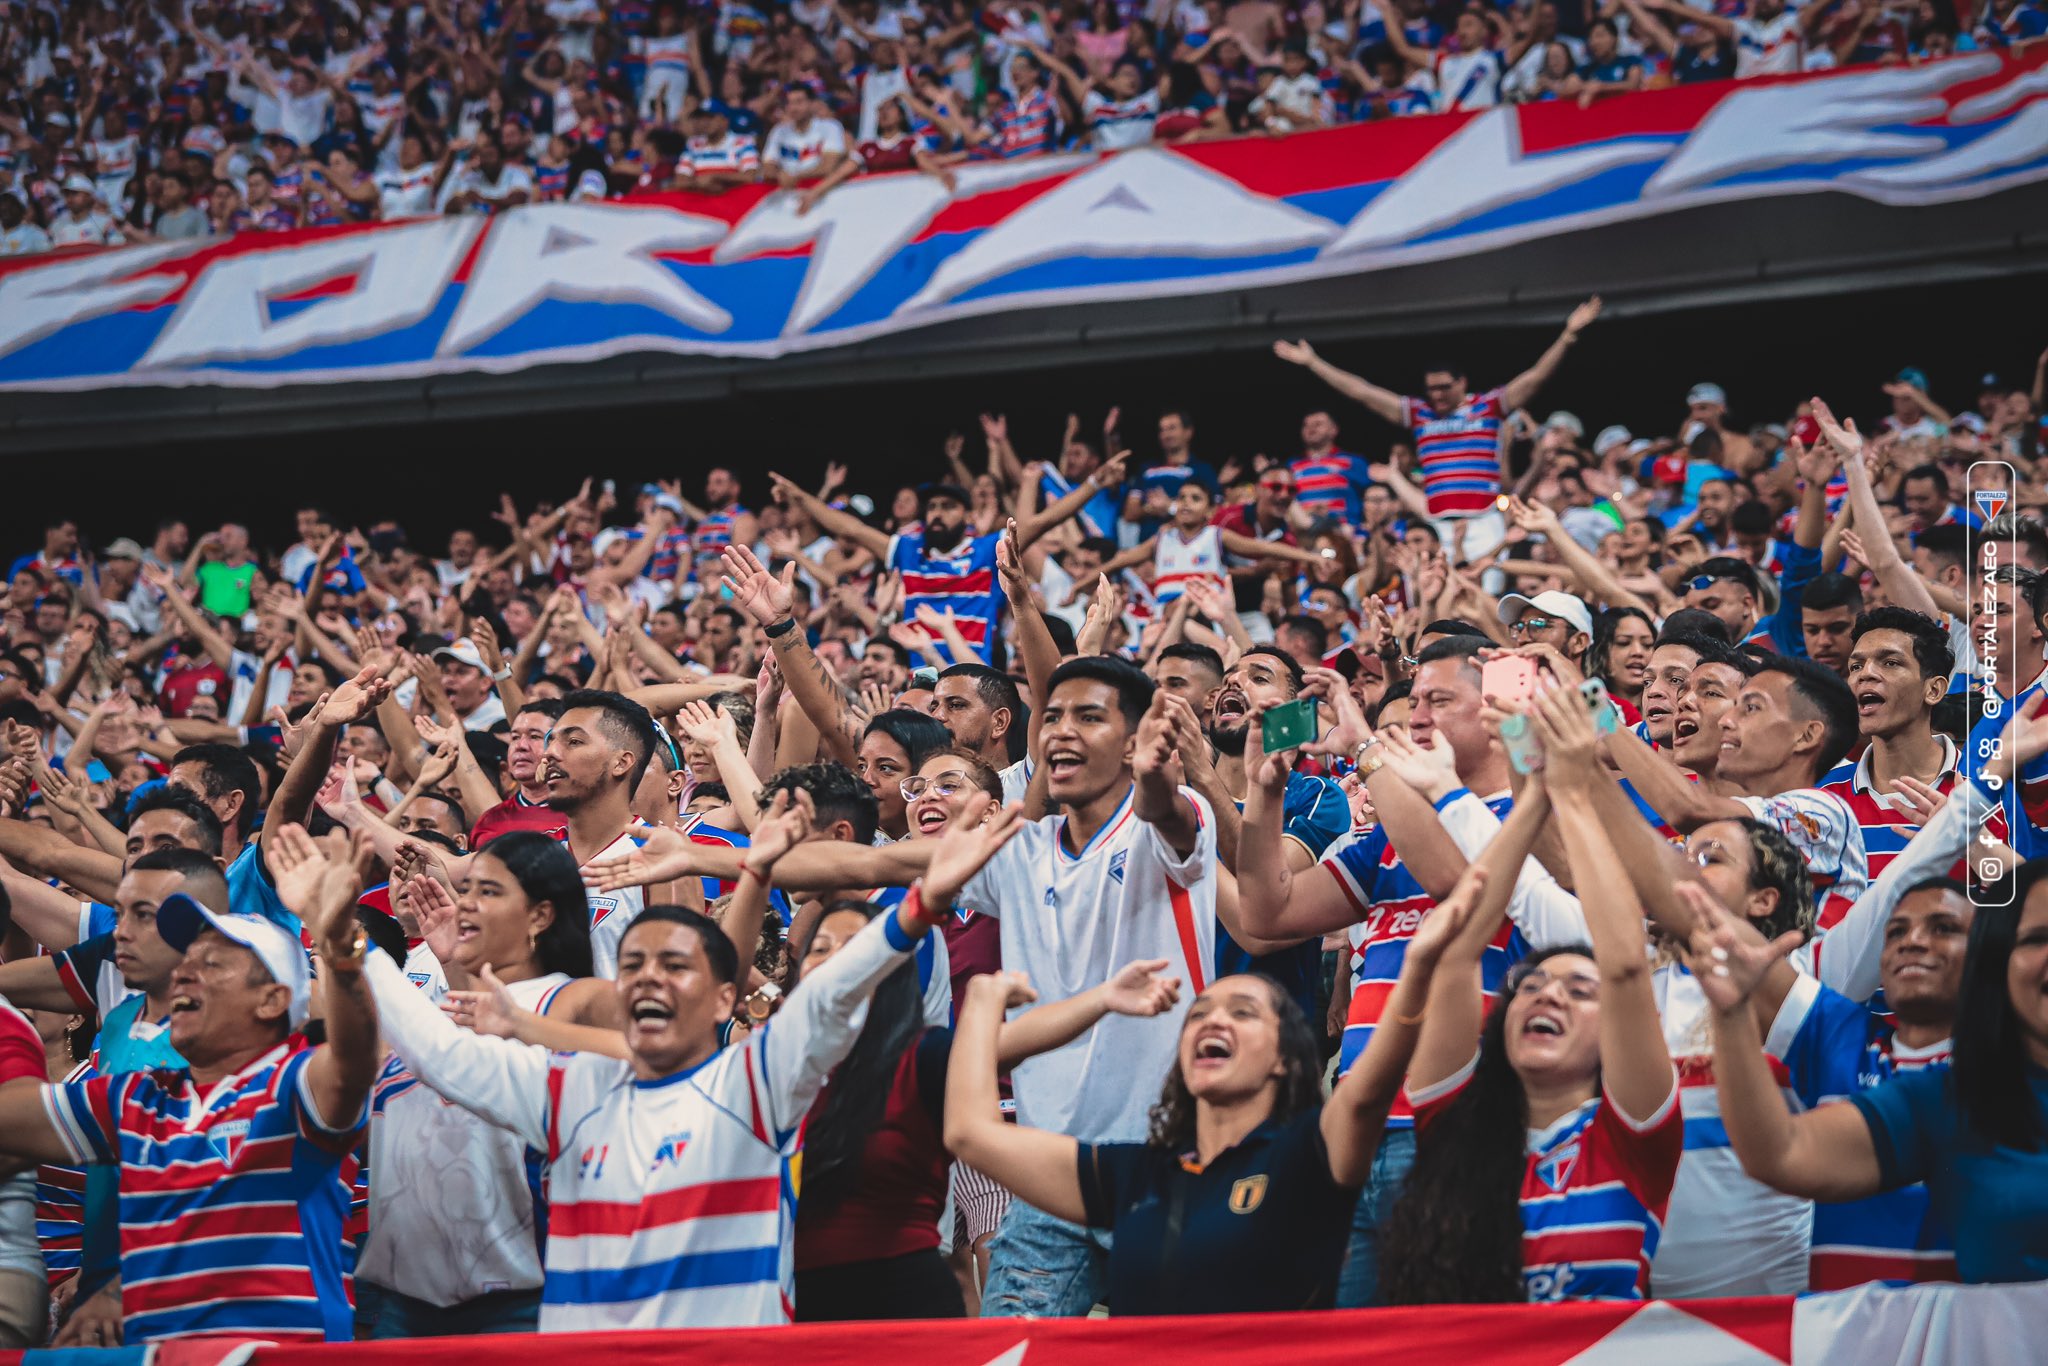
[1384,684,1681,1305]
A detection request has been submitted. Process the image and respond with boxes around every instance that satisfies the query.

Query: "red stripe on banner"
[270,271,360,304]
[915,169,1091,241]
[552,1177,781,1238]
[1186,113,1473,197]
[1167,881,1206,996]
[78,1299,1814,1366]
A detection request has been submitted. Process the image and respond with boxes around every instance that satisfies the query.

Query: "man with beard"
[539,689,668,977]
[681,467,759,592]
[767,464,1121,662]
[1170,647,1348,1018]
[467,698,567,848]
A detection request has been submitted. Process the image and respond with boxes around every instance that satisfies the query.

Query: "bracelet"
[736,859,758,882]
[763,617,797,639]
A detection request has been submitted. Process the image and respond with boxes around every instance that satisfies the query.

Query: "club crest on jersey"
[207,1117,251,1166]
[1109,849,1127,884]
[1975,489,2008,523]
[589,896,620,926]
[1535,1138,1579,1192]
[1227,1174,1268,1214]
[650,1132,692,1169]
[579,1143,610,1181]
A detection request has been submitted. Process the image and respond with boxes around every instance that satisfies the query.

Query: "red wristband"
[901,881,946,932]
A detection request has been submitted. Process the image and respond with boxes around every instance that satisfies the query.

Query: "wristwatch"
[1354,737,1385,776]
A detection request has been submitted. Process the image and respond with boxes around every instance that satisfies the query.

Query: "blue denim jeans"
[980,1199,1112,1318]
[1335,1125,1417,1308]
[369,1283,542,1338]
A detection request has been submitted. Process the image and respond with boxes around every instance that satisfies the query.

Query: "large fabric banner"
[3,50,2044,394]
[7,1282,2048,1366]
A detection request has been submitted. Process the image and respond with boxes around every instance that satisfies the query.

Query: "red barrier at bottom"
[5,1298,1798,1366]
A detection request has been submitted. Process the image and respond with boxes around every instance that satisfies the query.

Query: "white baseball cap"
[432,637,488,672]
[156,894,312,1030]
[61,173,96,194]
[1687,382,1727,407]
[1497,590,1593,639]
[1593,424,1633,456]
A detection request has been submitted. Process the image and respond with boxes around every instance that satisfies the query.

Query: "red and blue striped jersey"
[1413,1054,1684,1302]
[689,504,751,583]
[887,529,1003,661]
[1819,736,1980,883]
[1401,387,1508,517]
[43,1043,365,1343]
[1770,973,1956,1291]
[35,1059,94,1287]
[984,86,1056,159]
[1290,450,1374,525]
[1325,792,1527,1126]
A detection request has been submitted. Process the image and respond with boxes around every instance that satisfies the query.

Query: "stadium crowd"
[1,310,2048,1347]
[5,0,2044,252]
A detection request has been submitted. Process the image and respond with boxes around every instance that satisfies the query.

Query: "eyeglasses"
[1260,482,1296,496]
[1510,968,1599,1002]
[900,775,973,801]
[1507,616,1556,636]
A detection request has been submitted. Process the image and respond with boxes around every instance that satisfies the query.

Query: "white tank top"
[1152,525,1226,602]
[359,972,572,1305]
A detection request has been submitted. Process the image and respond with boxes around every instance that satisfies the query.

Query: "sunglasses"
[900,774,973,801]
[1688,574,1746,593]
[1508,616,1556,635]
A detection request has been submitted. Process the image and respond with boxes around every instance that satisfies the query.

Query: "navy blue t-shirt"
[1077,1110,1358,1314]
[1851,1063,2048,1284]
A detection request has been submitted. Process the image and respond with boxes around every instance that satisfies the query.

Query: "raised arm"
[766,471,892,559]
[944,971,1088,1222]
[1272,338,1406,427]
[1014,451,1130,549]
[1500,297,1600,414]
[1130,688,1201,858]
[1693,895,1883,1201]
[1533,683,1675,1125]
[723,544,862,765]
[1604,723,1749,829]
[1323,862,1489,1186]
[1403,801,1529,1096]
[273,826,379,1132]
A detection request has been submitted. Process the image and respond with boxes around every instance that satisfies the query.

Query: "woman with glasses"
[1381,685,1682,1304]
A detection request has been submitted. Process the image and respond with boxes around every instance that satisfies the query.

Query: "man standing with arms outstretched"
[1274,297,1601,558]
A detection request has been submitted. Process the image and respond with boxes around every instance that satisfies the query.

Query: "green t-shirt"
[194,559,258,617]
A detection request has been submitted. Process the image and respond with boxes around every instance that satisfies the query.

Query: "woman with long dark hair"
[1381,684,1682,1305]
[1591,605,1656,721]
[790,893,1182,1320]
[1701,853,2048,1283]
[358,832,615,1337]
[943,834,1510,1314]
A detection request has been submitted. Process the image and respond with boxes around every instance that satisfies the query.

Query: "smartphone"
[1261,697,1319,754]
[1581,677,1622,736]
[1482,655,1541,708]
[1501,712,1544,774]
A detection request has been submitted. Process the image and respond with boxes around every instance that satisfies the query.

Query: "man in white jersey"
[361,805,1023,1331]
[541,689,675,977]
[948,655,1287,1317]
[763,83,848,186]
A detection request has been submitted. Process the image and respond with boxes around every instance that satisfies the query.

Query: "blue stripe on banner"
[23,1351,152,1366]
[1683,1116,1731,1150]
[541,1243,782,1303]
